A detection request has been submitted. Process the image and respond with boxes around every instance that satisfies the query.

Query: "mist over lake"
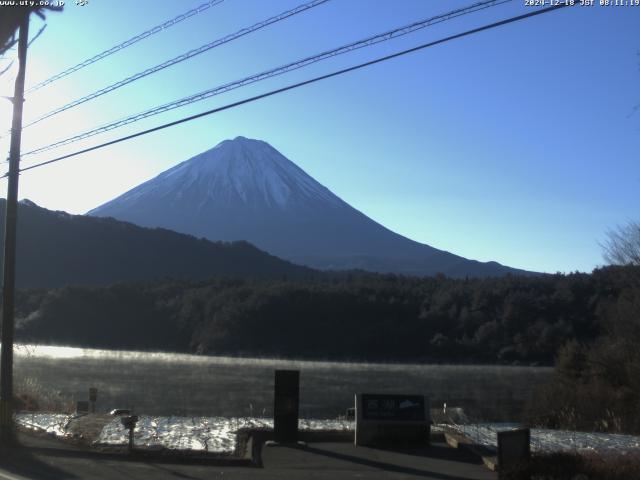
[14,344,551,421]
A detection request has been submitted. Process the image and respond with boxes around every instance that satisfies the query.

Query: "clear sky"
[0,0,638,274]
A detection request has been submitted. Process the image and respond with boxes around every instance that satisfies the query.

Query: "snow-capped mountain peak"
[119,136,340,210]
[88,137,529,278]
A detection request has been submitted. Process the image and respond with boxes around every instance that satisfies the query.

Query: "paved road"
[0,433,496,479]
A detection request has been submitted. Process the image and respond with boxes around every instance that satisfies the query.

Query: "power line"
[22,0,513,158]
[24,0,226,94]
[27,24,47,48]
[15,2,573,176]
[0,60,14,77]
[21,0,331,130]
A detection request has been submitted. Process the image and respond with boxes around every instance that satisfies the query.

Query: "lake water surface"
[13,344,551,421]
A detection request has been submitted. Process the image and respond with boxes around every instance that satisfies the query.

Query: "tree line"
[11,265,638,366]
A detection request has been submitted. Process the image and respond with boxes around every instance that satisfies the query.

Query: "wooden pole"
[0,10,29,443]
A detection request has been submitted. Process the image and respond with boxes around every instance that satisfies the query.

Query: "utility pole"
[0,10,30,443]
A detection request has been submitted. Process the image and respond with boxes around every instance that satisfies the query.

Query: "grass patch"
[14,376,74,413]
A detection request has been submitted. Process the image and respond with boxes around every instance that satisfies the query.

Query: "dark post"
[120,415,139,453]
[128,425,135,452]
[0,11,30,443]
[273,370,299,443]
[89,387,97,413]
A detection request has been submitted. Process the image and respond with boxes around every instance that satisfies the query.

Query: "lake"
[13,344,551,421]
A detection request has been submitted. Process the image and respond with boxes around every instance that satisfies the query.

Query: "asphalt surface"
[0,432,496,479]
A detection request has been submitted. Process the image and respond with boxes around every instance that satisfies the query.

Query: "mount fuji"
[88,136,530,277]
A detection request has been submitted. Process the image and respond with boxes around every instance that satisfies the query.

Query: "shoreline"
[13,343,555,369]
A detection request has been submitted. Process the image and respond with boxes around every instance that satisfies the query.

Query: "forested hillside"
[13,266,638,365]
[0,199,313,287]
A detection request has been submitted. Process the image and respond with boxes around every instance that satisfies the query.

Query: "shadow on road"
[278,443,489,480]
[0,445,79,480]
[375,443,484,464]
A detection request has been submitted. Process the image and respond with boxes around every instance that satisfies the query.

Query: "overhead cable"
[15,2,574,176]
[23,0,513,157]
[24,0,226,93]
[21,0,331,130]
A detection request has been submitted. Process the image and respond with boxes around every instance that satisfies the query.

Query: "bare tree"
[602,221,640,266]
[0,5,61,56]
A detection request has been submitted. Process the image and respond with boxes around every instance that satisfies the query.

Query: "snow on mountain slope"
[103,137,341,211]
[88,137,531,277]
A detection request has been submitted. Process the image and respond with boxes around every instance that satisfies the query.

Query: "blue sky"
[0,0,638,274]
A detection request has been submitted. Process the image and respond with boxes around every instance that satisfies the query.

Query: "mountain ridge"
[1,198,314,288]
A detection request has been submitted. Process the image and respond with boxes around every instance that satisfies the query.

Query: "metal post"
[89,387,97,413]
[128,426,134,452]
[120,415,138,453]
[0,11,30,443]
